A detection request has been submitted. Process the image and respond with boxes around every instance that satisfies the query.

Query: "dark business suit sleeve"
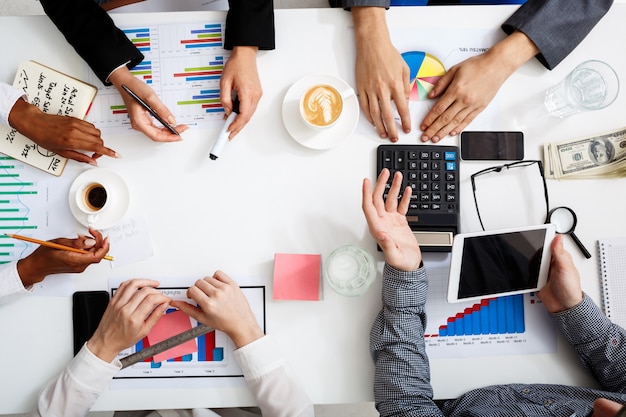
[224,0,275,50]
[502,0,613,70]
[39,0,143,85]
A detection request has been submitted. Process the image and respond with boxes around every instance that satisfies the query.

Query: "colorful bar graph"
[130,60,154,84]
[176,88,223,114]
[173,58,224,83]
[124,28,152,53]
[435,294,525,337]
[196,328,224,362]
[110,104,128,116]
[181,24,223,49]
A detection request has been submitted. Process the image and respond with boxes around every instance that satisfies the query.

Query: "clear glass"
[324,245,376,297]
[544,60,620,118]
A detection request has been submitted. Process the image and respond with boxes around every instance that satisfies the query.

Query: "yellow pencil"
[5,233,114,262]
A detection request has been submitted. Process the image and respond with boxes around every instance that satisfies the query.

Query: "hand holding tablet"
[447,224,556,303]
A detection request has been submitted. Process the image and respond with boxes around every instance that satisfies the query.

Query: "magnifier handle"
[570,232,592,259]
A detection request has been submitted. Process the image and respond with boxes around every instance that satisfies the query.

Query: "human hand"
[110,67,187,142]
[171,270,264,349]
[220,46,262,140]
[592,398,624,417]
[420,30,539,143]
[88,278,170,362]
[537,234,584,314]
[7,98,116,165]
[419,53,509,142]
[362,168,421,271]
[352,7,410,142]
[16,228,110,287]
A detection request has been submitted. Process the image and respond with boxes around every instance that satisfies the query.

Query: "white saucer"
[282,74,359,150]
[68,168,130,230]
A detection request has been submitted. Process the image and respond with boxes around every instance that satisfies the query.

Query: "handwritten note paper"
[0,61,97,176]
[273,253,321,301]
[147,310,198,363]
[106,215,154,267]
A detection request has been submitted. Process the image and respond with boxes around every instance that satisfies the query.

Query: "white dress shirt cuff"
[0,261,30,304]
[0,82,26,127]
[232,335,284,381]
[106,61,131,85]
[72,343,122,393]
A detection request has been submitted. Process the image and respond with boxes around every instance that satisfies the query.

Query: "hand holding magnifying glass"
[546,206,591,259]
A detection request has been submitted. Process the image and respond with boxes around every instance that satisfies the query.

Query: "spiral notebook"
[598,238,626,328]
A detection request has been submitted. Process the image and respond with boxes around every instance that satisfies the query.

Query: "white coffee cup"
[299,84,347,129]
[75,181,109,225]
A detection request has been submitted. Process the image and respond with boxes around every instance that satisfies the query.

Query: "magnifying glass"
[546,206,591,259]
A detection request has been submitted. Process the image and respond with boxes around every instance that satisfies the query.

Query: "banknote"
[543,127,626,179]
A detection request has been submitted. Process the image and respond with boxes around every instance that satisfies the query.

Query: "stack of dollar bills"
[543,127,626,179]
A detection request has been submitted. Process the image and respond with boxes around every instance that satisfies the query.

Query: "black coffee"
[85,184,107,210]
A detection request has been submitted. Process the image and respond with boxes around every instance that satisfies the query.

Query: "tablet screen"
[458,229,547,300]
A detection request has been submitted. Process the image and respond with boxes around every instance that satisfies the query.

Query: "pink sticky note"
[273,253,321,301]
[146,310,198,363]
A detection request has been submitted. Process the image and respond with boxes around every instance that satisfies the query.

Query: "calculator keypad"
[377,145,460,252]
[380,147,457,214]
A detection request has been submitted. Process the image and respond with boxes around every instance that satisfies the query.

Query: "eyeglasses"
[470,160,550,231]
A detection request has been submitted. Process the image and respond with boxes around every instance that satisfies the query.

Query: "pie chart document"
[389,26,505,133]
[402,51,446,101]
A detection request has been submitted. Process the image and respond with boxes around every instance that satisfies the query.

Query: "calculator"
[377,145,459,252]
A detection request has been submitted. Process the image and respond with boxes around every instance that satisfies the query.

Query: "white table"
[1,5,625,413]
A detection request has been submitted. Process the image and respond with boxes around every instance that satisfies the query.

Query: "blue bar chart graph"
[437,295,525,337]
[423,266,557,359]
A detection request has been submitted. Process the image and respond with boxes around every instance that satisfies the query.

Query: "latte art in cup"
[300,84,343,128]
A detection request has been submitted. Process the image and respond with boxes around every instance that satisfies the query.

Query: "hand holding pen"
[109,67,187,142]
[121,84,186,141]
[13,228,110,287]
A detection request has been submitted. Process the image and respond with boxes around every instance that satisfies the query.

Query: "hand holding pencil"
[12,228,111,287]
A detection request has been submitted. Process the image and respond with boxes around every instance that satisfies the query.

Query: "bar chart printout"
[114,285,265,379]
[423,267,557,359]
[0,157,45,264]
[435,295,525,337]
[86,21,229,129]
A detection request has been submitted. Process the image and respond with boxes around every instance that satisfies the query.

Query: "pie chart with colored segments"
[402,51,446,101]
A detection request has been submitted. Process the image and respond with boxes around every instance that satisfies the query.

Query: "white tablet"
[447,224,556,303]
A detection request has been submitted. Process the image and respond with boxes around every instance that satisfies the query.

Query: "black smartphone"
[460,131,524,161]
[72,291,110,355]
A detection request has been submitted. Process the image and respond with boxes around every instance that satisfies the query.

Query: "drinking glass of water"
[544,60,619,118]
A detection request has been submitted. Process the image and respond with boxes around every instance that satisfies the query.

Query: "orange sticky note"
[273,253,321,301]
[146,310,197,363]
